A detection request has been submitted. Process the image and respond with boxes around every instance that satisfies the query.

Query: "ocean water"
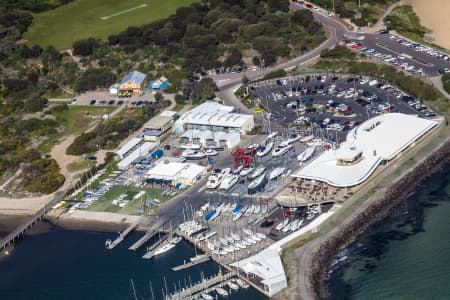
[0,226,265,300]
[328,166,450,299]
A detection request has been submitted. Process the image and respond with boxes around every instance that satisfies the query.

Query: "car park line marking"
[101,4,148,20]
[375,43,433,67]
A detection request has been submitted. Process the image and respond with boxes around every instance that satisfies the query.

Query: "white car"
[71,98,78,104]
[252,66,258,71]
[368,80,378,86]
[359,79,368,85]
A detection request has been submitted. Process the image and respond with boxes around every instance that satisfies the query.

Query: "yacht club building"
[292,113,438,187]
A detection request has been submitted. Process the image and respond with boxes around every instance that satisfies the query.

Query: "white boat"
[246,237,256,245]
[219,175,239,190]
[269,167,286,180]
[219,237,229,246]
[253,205,261,214]
[179,143,201,150]
[256,232,267,239]
[283,220,295,232]
[243,228,253,236]
[307,138,323,147]
[256,142,273,157]
[206,174,222,189]
[248,173,267,195]
[236,279,250,289]
[247,143,260,151]
[267,131,278,140]
[154,242,175,256]
[216,287,229,296]
[300,134,314,143]
[230,232,240,241]
[250,167,266,179]
[240,166,254,177]
[232,165,244,174]
[272,144,292,157]
[261,205,268,214]
[287,134,301,144]
[207,241,215,251]
[275,219,289,231]
[297,146,315,162]
[226,236,235,243]
[201,292,214,300]
[181,149,206,160]
[227,281,239,290]
[250,234,261,242]
[244,205,254,217]
[232,212,243,221]
[205,149,218,156]
[169,236,182,245]
[235,241,246,249]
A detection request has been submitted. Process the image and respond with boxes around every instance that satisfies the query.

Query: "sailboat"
[297,146,315,162]
[181,149,206,160]
[256,142,274,157]
[272,144,292,157]
[248,174,267,195]
[250,166,266,179]
[269,167,286,180]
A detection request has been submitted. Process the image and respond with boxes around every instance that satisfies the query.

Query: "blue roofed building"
[119,70,146,94]
[149,76,169,92]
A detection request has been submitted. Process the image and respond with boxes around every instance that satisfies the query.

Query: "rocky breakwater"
[308,136,450,299]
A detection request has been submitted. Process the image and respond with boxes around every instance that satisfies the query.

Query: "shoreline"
[0,210,147,236]
[303,132,450,299]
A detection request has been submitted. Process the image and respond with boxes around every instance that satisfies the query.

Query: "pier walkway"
[172,255,211,271]
[0,193,63,251]
[166,271,237,300]
[107,215,144,250]
[129,221,164,251]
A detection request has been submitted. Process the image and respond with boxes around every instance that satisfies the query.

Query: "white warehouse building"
[173,101,254,135]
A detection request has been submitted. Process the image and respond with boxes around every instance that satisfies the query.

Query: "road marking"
[198,185,206,193]
[101,4,148,20]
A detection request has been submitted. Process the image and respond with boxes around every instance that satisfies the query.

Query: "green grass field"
[24,0,200,50]
[87,185,171,215]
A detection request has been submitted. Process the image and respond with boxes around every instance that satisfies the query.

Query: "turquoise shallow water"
[0,227,265,300]
[328,166,450,300]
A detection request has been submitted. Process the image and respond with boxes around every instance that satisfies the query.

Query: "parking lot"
[346,32,450,77]
[70,90,162,107]
[249,73,436,143]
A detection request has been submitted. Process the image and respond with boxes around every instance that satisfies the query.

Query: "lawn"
[24,0,200,50]
[87,185,172,215]
[38,105,117,153]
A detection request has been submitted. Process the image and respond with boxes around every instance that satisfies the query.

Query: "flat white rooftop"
[175,101,253,128]
[293,113,438,187]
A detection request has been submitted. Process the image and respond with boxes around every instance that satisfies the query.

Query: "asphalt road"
[215,1,350,109]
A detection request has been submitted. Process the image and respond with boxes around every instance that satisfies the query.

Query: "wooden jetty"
[142,236,169,259]
[129,221,164,251]
[166,271,237,300]
[0,193,63,251]
[172,255,211,271]
[106,215,145,250]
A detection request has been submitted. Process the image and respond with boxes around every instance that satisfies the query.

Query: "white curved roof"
[293,113,438,187]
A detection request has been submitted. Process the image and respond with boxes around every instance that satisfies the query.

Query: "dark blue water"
[328,166,450,299]
[0,226,265,300]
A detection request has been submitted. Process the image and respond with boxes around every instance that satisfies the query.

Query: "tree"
[73,38,99,56]
[252,56,261,66]
[242,75,249,84]
[154,92,164,102]
[267,0,289,12]
[223,48,242,67]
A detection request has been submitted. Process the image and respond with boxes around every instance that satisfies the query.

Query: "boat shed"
[179,129,240,149]
[174,101,254,135]
[116,137,142,159]
[119,70,146,94]
[146,162,206,186]
[142,113,175,141]
[117,141,159,170]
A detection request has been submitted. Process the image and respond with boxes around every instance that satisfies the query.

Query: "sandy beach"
[410,0,450,50]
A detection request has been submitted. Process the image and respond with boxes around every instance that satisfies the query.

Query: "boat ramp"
[106,215,145,250]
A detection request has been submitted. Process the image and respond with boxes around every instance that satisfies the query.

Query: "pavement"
[214,1,350,109]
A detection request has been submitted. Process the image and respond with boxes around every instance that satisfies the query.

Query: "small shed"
[109,83,119,95]
[149,76,169,91]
